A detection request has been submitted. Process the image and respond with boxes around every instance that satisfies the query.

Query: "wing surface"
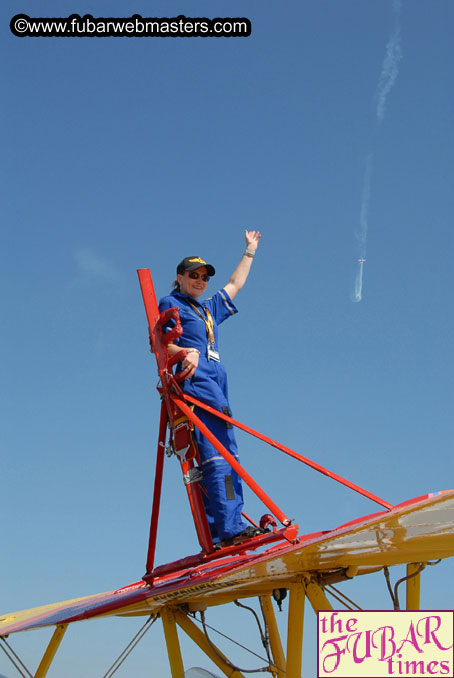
[2,491,453,635]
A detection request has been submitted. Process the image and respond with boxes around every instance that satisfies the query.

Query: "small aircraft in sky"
[358,257,366,263]
[1,268,453,678]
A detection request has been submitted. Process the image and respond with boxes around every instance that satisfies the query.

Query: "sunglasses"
[187,271,210,282]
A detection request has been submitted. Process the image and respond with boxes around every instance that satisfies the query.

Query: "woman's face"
[177,266,209,299]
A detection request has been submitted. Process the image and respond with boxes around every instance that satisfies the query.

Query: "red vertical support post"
[179,458,214,553]
[138,268,214,561]
[137,269,160,336]
[146,401,168,576]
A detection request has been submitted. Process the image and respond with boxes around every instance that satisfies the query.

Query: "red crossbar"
[172,394,292,526]
[182,393,393,511]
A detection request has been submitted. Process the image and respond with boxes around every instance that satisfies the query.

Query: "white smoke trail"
[352,1,403,302]
[376,0,403,122]
[357,153,373,257]
[352,154,373,303]
[354,259,364,303]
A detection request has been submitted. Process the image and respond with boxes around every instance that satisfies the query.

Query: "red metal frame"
[179,455,214,553]
[182,393,393,511]
[145,401,168,574]
[138,269,214,577]
[137,268,393,582]
[172,395,292,525]
[150,524,300,579]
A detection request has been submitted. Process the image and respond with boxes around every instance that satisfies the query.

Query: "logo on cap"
[188,257,206,265]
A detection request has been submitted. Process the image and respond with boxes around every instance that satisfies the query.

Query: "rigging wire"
[234,599,273,665]
[383,566,400,609]
[322,584,362,611]
[199,610,270,675]
[0,637,34,678]
[192,609,282,675]
[392,563,426,610]
[101,615,157,678]
[383,561,441,610]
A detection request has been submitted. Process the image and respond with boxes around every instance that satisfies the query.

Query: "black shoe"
[235,526,266,541]
[219,525,266,548]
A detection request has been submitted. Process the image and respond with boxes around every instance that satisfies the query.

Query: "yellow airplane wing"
[2,490,453,636]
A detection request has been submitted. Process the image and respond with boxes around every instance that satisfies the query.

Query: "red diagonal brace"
[172,394,292,526]
[182,393,393,511]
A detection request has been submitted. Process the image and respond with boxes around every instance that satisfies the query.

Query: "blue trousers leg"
[193,406,246,541]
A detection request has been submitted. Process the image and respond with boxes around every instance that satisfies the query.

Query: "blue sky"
[1,1,453,676]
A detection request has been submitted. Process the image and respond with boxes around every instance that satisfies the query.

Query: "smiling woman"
[158,231,262,546]
[173,259,214,302]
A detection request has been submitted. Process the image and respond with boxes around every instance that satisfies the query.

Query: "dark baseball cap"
[177,256,215,277]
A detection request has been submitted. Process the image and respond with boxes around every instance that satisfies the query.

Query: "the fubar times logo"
[317,611,453,677]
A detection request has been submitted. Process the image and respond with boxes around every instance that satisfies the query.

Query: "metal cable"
[257,598,274,670]
[322,587,355,611]
[384,563,428,611]
[323,585,362,611]
[101,615,157,678]
[0,637,34,678]
[393,564,426,608]
[234,600,273,664]
[197,610,275,674]
[383,566,400,609]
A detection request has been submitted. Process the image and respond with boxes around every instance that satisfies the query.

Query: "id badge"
[207,343,220,362]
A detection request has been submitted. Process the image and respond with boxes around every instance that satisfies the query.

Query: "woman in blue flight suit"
[159,230,262,545]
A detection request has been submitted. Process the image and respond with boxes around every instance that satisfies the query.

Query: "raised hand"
[245,230,261,252]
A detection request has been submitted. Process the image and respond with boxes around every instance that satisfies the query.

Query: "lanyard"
[188,302,215,344]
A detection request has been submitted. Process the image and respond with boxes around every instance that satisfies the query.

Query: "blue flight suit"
[159,289,247,541]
